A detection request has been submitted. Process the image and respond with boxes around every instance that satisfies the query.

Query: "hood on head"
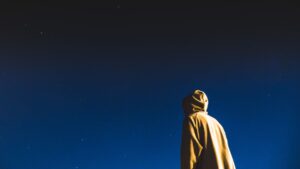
[182,89,209,116]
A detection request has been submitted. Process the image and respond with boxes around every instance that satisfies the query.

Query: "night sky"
[0,2,300,169]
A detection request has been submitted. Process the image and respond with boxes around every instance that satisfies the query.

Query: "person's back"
[181,90,235,169]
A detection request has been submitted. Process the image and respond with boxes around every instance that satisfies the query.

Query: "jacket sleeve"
[181,117,203,169]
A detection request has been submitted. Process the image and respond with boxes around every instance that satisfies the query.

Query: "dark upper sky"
[0,2,300,169]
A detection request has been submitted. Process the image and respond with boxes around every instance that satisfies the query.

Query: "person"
[181,90,236,169]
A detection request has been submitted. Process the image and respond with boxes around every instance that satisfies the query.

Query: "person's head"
[182,89,209,116]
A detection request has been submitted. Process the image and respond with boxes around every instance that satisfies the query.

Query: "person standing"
[181,90,236,169]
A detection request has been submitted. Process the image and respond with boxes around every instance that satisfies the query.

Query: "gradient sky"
[0,2,300,169]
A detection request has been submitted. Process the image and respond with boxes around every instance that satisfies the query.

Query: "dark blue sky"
[0,2,300,169]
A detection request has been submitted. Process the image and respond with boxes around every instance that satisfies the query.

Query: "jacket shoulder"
[187,112,209,128]
[189,113,225,129]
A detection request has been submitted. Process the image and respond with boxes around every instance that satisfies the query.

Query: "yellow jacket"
[181,111,236,169]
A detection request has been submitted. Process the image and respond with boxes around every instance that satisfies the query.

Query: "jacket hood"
[182,90,209,116]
